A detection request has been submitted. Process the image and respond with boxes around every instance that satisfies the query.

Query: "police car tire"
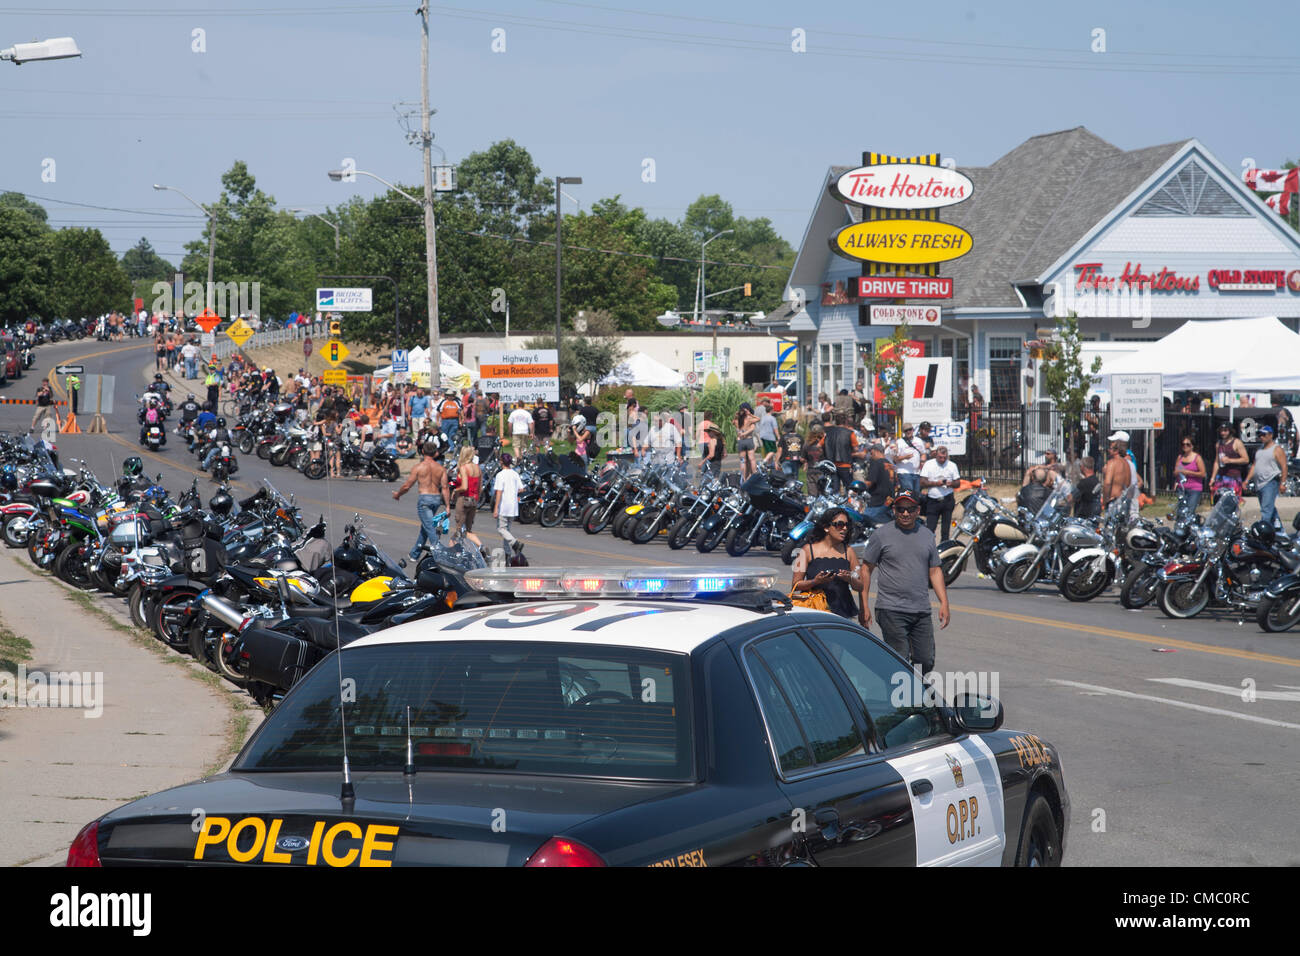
[1015,794,1062,867]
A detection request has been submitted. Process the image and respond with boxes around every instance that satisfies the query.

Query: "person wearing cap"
[1102,430,1139,515]
[1246,425,1287,529]
[393,438,450,559]
[492,452,525,557]
[859,488,950,676]
[888,424,924,495]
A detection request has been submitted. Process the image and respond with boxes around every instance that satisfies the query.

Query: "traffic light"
[329,342,340,362]
[743,283,752,297]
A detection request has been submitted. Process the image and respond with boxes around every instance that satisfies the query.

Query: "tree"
[0,191,49,227]
[524,308,626,392]
[0,208,54,323]
[870,323,914,415]
[1039,312,1102,464]
[121,237,174,282]
[50,228,132,318]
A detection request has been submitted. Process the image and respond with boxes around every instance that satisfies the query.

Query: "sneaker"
[408,548,421,561]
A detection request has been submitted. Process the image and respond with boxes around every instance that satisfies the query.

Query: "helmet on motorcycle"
[1247,520,1277,549]
[187,393,196,402]
[122,456,143,477]
[217,417,226,428]
[154,373,163,382]
[0,465,15,492]
[848,480,868,495]
[334,546,364,573]
[208,489,234,517]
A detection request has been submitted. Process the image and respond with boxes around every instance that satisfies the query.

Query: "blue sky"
[1,0,1294,264]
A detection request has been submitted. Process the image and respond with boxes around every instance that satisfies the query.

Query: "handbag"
[789,584,829,611]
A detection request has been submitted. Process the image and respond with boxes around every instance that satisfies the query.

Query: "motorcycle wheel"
[153,590,200,648]
[256,441,274,460]
[129,584,150,629]
[539,499,566,528]
[1,513,29,549]
[28,533,55,569]
[1058,559,1111,603]
[582,503,611,535]
[938,545,966,586]
[667,516,694,550]
[611,510,633,539]
[55,543,94,589]
[518,499,539,524]
[1257,592,1300,632]
[188,625,211,667]
[270,446,291,467]
[631,515,660,544]
[996,559,1040,594]
[383,462,399,482]
[780,536,800,566]
[725,523,755,558]
[238,434,256,455]
[1156,579,1210,620]
[696,522,727,554]
[212,633,250,685]
[88,562,113,592]
[1119,565,1159,610]
[304,458,327,480]
[290,449,310,472]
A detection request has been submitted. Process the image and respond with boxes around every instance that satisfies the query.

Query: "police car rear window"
[237,642,693,781]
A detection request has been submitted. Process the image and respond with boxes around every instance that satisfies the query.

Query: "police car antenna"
[404,705,416,777]
[324,462,355,809]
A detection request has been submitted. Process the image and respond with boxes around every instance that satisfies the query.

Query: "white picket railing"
[211,321,328,361]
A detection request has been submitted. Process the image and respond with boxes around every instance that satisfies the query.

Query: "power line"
[0,3,409,15]
[1,190,206,218]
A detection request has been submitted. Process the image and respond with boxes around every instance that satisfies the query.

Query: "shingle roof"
[822,128,1191,310]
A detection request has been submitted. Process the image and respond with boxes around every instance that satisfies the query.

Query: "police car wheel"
[1015,795,1061,867]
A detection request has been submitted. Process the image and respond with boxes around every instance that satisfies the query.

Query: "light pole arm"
[155,184,213,220]
[354,170,424,207]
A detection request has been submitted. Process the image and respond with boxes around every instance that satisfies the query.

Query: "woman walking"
[449,445,484,548]
[1173,436,1206,513]
[789,507,865,624]
[735,402,758,479]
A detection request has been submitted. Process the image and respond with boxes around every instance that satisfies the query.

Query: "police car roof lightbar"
[465,567,778,599]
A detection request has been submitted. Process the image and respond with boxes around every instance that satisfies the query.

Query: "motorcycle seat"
[293,615,371,650]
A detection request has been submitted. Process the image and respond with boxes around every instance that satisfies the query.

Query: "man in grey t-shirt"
[859,489,950,674]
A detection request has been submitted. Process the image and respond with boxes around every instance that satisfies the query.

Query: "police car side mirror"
[948,694,1004,734]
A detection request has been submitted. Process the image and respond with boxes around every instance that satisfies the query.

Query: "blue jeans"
[896,473,920,495]
[440,420,459,444]
[864,504,893,527]
[1257,477,1281,529]
[413,494,444,556]
[201,445,219,469]
[1179,489,1201,516]
[185,357,197,379]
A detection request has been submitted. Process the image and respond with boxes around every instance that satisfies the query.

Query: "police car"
[67,568,1068,867]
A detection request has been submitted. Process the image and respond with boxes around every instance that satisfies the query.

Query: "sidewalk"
[0,549,256,867]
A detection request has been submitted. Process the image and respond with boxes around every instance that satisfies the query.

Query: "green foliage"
[120,237,174,282]
[648,380,754,446]
[1040,312,1103,461]
[0,208,53,322]
[0,191,50,227]
[524,308,627,392]
[870,323,913,413]
[593,384,662,416]
[50,228,132,318]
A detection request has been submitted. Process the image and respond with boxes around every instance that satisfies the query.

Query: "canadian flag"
[1265,191,1292,217]
[1244,167,1299,194]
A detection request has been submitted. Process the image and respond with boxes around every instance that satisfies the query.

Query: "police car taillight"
[465,567,777,599]
[67,820,101,867]
[525,837,606,867]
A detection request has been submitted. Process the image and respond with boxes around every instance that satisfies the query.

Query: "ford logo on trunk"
[276,836,310,852]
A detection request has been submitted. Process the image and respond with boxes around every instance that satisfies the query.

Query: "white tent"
[372,346,478,389]
[1098,316,1300,392]
[599,351,686,388]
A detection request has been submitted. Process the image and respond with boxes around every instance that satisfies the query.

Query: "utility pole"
[205,214,216,313]
[554,176,582,353]
[419,0,441,385]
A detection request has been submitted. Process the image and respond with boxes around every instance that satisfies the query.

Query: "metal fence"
[211,320,328,361]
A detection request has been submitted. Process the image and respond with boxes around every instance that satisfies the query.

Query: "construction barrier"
[0,398,67,406]
[60,413,81,434]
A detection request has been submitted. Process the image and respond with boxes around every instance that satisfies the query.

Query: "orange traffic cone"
[60,413,81,434]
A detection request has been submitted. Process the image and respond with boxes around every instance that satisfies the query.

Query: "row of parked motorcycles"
[216,400,401,482]
[1,431,500,709]
[922,475,1300,632]
[506,448,878,559]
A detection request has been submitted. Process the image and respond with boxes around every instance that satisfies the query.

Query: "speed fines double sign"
[1110,374,1164,430]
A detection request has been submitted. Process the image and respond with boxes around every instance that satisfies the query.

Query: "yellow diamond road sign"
[324,339,350,367]
[225,318,254,346]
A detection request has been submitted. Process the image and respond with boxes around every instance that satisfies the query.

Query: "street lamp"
[154,183,216,313]
[555,175,582,352]
[700,228,733,373]
[289,208,340,256]
[328,166,439,370]
[1,36,81,65]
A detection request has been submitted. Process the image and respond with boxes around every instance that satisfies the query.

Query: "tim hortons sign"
[831,163,974,210]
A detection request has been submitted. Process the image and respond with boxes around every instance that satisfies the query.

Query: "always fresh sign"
[831,220,974,266]
[831,163,974,210]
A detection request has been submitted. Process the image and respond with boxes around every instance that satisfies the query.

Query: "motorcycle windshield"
[1103,484,1138,523]
[428,538,487,572]
[1205,492,1238,537]
[1037,481,1074,523]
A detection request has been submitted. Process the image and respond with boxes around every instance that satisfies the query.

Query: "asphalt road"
[5,338,1299,867]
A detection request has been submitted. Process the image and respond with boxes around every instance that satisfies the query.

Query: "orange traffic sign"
[194,309,221,333]
[322,368,347,385]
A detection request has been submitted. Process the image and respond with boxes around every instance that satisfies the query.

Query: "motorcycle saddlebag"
[239,627,313,689]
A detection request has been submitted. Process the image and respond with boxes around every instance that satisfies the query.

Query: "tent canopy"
[1098,316,1300,391]
[372,346,477,389]
[599,351,686,388]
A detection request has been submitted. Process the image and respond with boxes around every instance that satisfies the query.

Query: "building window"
[819,342,843,397]
[988,336,1022,408]
[939,337,970,412]
[1133,159,1249,217]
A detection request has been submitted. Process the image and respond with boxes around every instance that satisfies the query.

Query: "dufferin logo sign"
[903,357,952,423]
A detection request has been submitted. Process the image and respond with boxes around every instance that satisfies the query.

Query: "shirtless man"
[393,441,450,559]
[1101,440,1131,509]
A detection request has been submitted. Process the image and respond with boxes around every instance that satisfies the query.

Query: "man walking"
[31,378,61,435]
[889,424,924,495]
[1246,424,1287,529]
[507,402,534,457]
[492,452,525,559]
[860,489,950,676]
[393,440,450,559]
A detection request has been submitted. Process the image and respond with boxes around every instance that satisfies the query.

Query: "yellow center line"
[951,601,1300,669]
[49,342,150,398]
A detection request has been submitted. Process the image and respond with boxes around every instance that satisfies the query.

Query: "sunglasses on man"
[894,504,920,514]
